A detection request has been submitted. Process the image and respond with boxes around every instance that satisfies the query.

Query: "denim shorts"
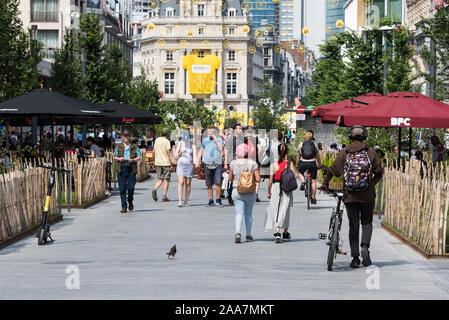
[204,164,224,187]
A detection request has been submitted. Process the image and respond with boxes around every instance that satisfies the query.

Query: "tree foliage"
[420,5,449,101]
[50,28,84,98]
[157,99,218,130]
[79,12,107,103]
[125,67,161,111]
[252,81,286,131]
[306,25,414,107]
[0,0,42,102]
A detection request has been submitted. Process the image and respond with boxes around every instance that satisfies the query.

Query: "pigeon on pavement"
[167,244,177,259]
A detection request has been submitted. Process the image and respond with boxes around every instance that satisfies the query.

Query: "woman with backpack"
[265,144,297,243]
[228,143,261,243]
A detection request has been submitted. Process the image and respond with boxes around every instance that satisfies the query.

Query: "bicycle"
[304,169,312,210]
[36,164,69,245]
[318,189,347,271]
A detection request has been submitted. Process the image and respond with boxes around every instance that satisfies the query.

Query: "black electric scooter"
[36,164,69,245]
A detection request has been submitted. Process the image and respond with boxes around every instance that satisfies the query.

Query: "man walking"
[152,128,173,202]
[113,130,141,213]
[198,126,225,207]
[322,126,384,268]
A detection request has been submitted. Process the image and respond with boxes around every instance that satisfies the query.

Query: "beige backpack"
[237,163,256,194]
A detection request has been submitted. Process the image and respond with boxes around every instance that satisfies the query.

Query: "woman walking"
[175,131,196,207]
[229,143,261,243]
[265,144,295,243]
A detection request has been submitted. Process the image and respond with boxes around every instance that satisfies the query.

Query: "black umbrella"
[0,88,104,117]
[98,100,161,125]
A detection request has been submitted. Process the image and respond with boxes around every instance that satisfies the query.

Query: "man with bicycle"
[321,126,384,268]
[296,131,321,204]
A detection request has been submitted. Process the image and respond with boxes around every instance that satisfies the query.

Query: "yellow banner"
[182,54,221,95]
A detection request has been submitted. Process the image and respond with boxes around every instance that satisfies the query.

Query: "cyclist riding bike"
[321,126,384,269]
[296,131,321,204]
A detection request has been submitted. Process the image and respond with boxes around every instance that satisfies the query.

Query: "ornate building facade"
[138,0,264,117]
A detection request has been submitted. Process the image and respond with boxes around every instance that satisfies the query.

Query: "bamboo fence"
[383,160,449,256]
[0,166,58,242]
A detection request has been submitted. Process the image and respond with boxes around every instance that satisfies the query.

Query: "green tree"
[79,12,106,103]
[252,81,286,131]
[103,43,132,102]
[340,30,384,97]
[157,99,217,130]
[305,35,346,106]
[50,28,83,98]
[0,0,42,102]
[420,5,449,101]
[223,117,239,129]
[125,67,161,112]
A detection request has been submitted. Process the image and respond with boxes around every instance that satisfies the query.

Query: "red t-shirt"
[274,161,288,181]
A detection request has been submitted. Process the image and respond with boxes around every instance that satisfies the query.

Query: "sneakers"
[300,182,305,191]
[350,256,361,268]
[246,235,254,242]
[216,199,224,207]
[274,232,282,243]
[178,201,183,207]
[235,233,241,243]
[206,200,214,207]
[152,189,158,201]
[282,232,291,241]
[128,201,134,211]
[361,245,372,267]
[311,198,317,205]
[162,197,170,202]
[183,201,189,207]
[121,207,127,213]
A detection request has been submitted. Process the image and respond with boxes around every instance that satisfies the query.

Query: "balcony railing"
[31,10,58,22]
[42,47,56,59]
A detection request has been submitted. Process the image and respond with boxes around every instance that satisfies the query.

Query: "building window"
[197,50,205,57]
[197,4,205,16]
[164,72,175,94]
[228,50,235,61]
[166,50,173,61]
[226,73,237,94]
[228,9,236,17]
[36,30,58,59]
[264,57,269,67]
[229,28,234,35]
[166,8,174,16]
[264,48,269,55]
[198,27,204,35]
[31,0,59,22]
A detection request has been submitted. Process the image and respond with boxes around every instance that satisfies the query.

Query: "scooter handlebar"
[37,164,70,173]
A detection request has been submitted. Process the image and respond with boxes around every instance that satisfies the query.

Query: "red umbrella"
[338,92,449,166]
[312,93,383,118]
[339,92,449,128]
[320,93,384,123]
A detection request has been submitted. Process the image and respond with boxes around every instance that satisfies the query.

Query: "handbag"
[197,167,206,180]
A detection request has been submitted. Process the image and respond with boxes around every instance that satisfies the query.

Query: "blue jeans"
[118,167,136,208]
[232,191,256,236]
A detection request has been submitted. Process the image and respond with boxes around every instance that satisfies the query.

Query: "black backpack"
[301,141,317,160]
[280,161,298,193]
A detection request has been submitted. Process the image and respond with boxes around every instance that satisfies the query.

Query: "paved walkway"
[1,176,449,299]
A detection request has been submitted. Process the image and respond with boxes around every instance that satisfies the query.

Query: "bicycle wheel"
[306,180,311,210]
[327,215,339,271]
